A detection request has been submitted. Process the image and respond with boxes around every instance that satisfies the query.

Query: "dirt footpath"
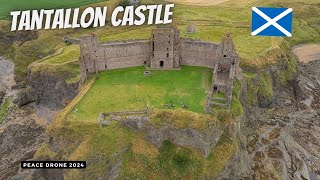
[293,44,320,63]
[165,0,229,6]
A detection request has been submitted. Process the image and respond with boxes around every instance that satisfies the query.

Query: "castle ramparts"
[79,27,239,110]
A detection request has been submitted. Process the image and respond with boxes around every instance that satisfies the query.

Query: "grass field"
[0,0,106,19]
[69,66,212,121]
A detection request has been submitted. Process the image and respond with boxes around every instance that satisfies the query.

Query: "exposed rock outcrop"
[12,87,37,106]
[146,125,224,158]
[0,57,78,179]
[224,58,320,179]
[0,105,45,180]
[10,167,64,180]
[14,69,79,109]
[118,115,149,130]
[296,60,320,109]
[27,168,64,180]
[28,70,79,109]
[0,30,38,45]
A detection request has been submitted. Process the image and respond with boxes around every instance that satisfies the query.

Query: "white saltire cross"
[251,7,293,37]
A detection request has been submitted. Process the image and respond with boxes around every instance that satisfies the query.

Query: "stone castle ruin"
[79,27,240,111]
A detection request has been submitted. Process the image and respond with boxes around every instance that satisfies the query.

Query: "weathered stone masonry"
[80,34,150,78]
[80,27,240,110]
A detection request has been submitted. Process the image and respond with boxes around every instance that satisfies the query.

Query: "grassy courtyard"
[69,66,212,121]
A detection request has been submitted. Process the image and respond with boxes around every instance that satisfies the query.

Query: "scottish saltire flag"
[251,7,293,37]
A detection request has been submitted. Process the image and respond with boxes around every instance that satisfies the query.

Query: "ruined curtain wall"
[180,39,219,69]
[95,40,151,71]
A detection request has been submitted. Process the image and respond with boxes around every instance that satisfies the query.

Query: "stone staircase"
[209,95,228,108]
[205,90,232,113]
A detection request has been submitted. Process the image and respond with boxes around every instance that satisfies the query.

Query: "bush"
[173,148,193,172]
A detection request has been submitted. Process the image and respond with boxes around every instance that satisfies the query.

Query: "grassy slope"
[31,44,81,83]
[40,114,235,179]
[120,137,236,179]
[38,44,80,64]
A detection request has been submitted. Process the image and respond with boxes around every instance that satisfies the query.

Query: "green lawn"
[0,0,106,19]
[70,66,212,121]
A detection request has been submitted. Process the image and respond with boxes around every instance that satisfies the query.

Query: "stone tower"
[209,32,239,111]
[150,27,181,69]
[79,33,99,79]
